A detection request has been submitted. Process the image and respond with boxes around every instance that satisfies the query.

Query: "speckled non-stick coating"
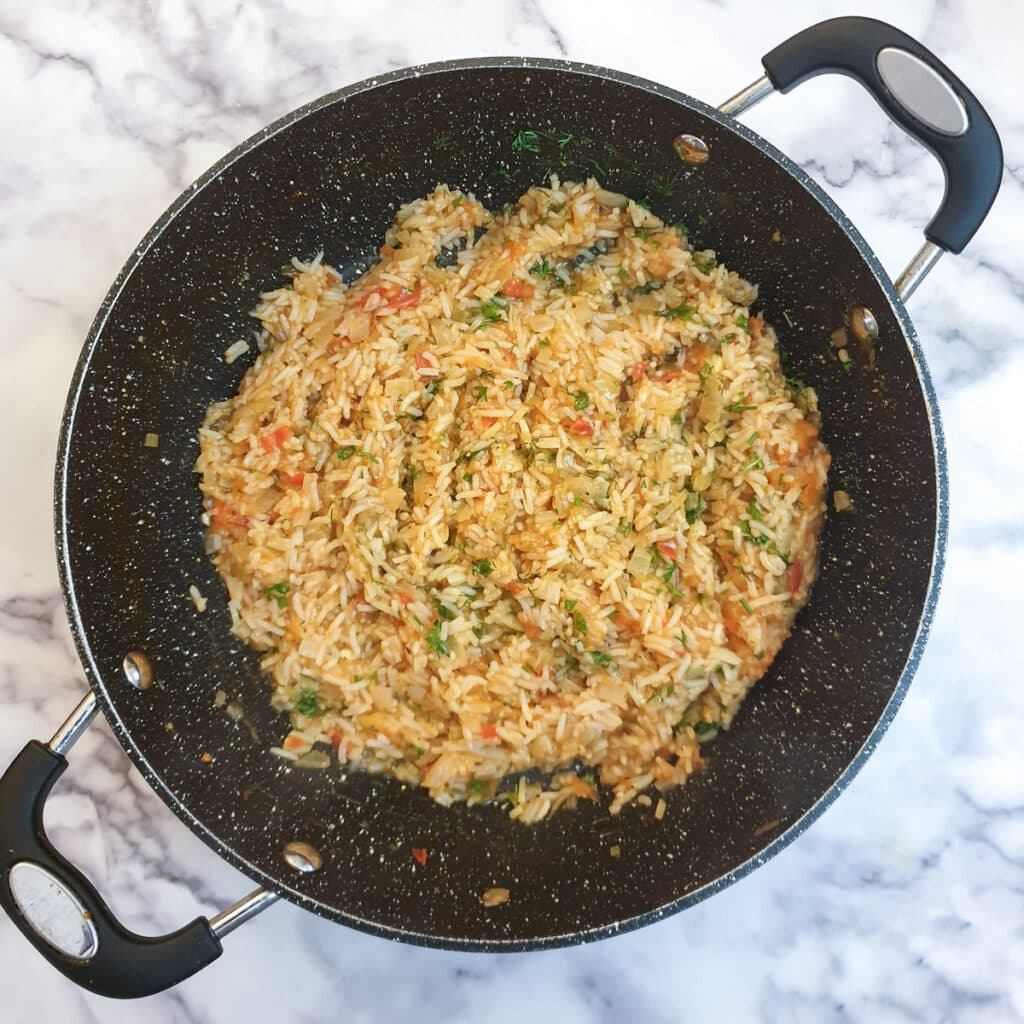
[55,58,945,950]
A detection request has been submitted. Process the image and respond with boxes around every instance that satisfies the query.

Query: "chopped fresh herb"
[783,310,796,329]
[573,611,588,635]
[739,598,754,615]
[676,630,687,646]
[608,610,619,621]
[476,296,508,327]
[470,779,486,794]
[736,313,751,332]
[572,497,583,507]
[635,227,651,241]
[414,745,425,757]
[411,614,423,627]
[435,601,456,621]
[743,453,765,472]
[573,390,590,411]
[295,686,322,717]
[649,547,666,570]
[740,519,770,547]
[697,591,706,604]
[337,446,378,463]
[660,303,696,321]
[746,500,765,522]
[725,393,756,413]
[673,222,689,236]
[747,432,759,447]
[617,522,633,535]
[686,505,701,525]
[474,385,488,401]
[785,376,807,397]
[263,581,291,608]
[693,253,717,274]
[472,558,494,577]
[472,623,485,639]
[539,337,550,348]
[426,378,443,395]
[511,130,540,153]
[841,357,854,375]
[530,259,552,279]
[693,720,717,737]
[590,650,614,668]
[671,413,683,425]
[426,621,450,656]
[463,472,473,482]
[581,771,596,784]
[634,281,661,294]
[565,599,578,612]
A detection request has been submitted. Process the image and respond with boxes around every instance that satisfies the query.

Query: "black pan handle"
[0,693,279,999]
[761,16,1002,255]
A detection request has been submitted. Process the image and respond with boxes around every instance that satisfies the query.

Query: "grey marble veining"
[1,0,1022,1020]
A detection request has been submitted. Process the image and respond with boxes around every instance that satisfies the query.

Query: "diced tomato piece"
[501,281,534,300]
[522,620,540,640]
[398,592,413,606]
[656,539,678,562]
[211,500,248,529]
[283,472,304,487]
[260,424,292,452]
[478,415,497,428]
[749,316,763,342]
[411,847,428,866]
[570,417,594,438]
[480,722,499,740]
[282,732,309,752]
[631,361,648,383]
[414,352,431,371]
[329,727,345,750]
[787,561,803,593]
[505,581,523,595]
[385,287,423,311]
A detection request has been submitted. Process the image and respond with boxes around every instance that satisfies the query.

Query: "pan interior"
[57,60,938,948]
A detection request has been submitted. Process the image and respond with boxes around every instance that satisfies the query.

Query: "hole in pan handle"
[719,16,1003,299]
[0,692,277,999]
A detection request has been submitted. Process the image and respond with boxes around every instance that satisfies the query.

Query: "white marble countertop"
[1,0,1022,1019]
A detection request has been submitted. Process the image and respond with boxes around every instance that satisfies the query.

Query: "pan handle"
[720,16,1003,298]
[0,693,278,999]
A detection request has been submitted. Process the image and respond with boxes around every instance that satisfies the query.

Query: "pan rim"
[52,54,948,951]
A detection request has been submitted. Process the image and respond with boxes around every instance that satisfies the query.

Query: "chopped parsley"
[693,253,718,274]
[673,222,689,236]
[740,519,770,547]
[634,281,662,294]
[426,379,443,395]
[573,611,588,635]
[470,779,486,794]
[746,500,765,522]
[785,376,807,397]
[743,452,765,472]
[573,391,590,411]
[530,260,552,279]
[617,522,633,535]
[472,558,494,577]
[539,337,550,348]
[474,385,488,401]
[263,581,291,608]
[337,446,378,463]
[736,313,751,332]
[565,599,578,611]
[476,296,508,327]
[472,623,485,639]
[414,745,425,757]
[725,393,756,413]
[512,130,540,153]
[676,630,687,646]
[590,650,615,669]
[693,720,717,737]
[739,598,754,615]
[660,303,696,321]
[435,601,456,621]
[295,686,322,716]
[426,621,451,656]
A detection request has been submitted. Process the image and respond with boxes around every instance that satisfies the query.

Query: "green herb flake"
[783,310,796,329]
[736,313,751,332]
[472,558,494,577]
[725,392,756,413]
[295,686,322,717]
[676,630,687,646]
[263,581,291,608]
[426,621,451,657]
[426,379,443,395]
[746,500,765,522]
[474,385,488,401]
[511,130,540,153]
[435,601,456,621]
[573,391,590,411]
[785,376,808,397]
[337,446,378,463]
[470,779,486,794]
[739,598,754,615]
[573,611,588,635]
[472,623,485,639]
[530,260,552,279]
[693,720,717,737]
[539,337,551,348]
[673,222,689,237]
[660,303,696,321]
[617,522,633,535]
[413,745,425,757]
[743,453,765,472]
[694,254,718,274]
[565,599,578,612]
[590,650,614,669]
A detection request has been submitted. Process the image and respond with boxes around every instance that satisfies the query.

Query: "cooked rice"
[196,179,830,822]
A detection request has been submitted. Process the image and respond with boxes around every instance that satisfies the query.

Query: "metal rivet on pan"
[283,841,322,873]
[850,306,879,344]
[122,651,153,690]
[673,134,710,163]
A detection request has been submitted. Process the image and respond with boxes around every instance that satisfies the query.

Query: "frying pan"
[0,17,1003,999]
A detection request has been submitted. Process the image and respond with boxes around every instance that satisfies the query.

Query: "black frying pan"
[0,17,1003,999]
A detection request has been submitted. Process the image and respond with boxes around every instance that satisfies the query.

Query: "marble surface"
[1,0,1022,1019]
